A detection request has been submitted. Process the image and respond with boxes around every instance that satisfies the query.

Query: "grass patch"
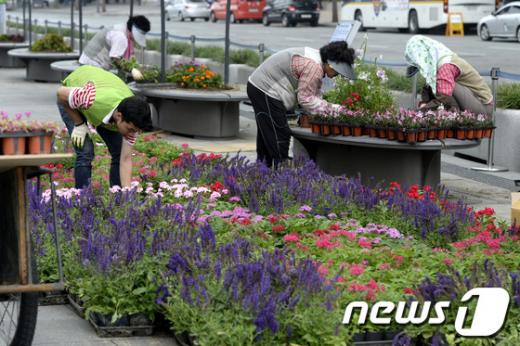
[497,83,520,110]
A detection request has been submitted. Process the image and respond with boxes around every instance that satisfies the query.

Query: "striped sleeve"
[436,63,460,96]
[68,81,96,110]
[291,56,341,114]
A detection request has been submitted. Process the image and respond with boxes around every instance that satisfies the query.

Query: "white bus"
[341,0,496,33]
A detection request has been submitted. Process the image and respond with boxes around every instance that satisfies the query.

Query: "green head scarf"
[404,35,454,95]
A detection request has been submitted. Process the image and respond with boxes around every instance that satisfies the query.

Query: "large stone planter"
[130,82,248,138]
[0,42,28,67]
[7,48,79,82]
[292,127,480,187]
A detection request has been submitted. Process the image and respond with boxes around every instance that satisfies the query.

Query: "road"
[7,1,520,75]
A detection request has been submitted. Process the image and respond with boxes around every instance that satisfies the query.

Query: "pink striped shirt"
[291,55,341,114]
[436,63,460,96]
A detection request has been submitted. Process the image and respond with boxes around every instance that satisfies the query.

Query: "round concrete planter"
[292,127,480,187]
[0,42,29,68]
[7,48,79,82]
[50,59,81,80]
[130,82,249,138]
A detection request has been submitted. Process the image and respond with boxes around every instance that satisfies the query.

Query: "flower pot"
[387,129,396,141]
[397,130,406,142]
[320,124,331,136]
[446,129,454,138]
[352,127,363,137]
[2,137,26,155]
[406,131,417,144]
[363,127,370,136]
[342,125,351,137]
[427,129,436,140]
[466,129,474,140]
[28,134,53,154]
[456,129,466,140]
[437,129,446,140]
[377,128,387,138]
[484,128,493,138]
[298,114,311,128]
[368,127,377,138]
[474,129,483,139]
[311,123,321,134]
[331,124,341,136]
[417,130,426,142]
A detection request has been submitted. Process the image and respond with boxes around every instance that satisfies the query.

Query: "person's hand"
[71,123,89,149]
[131,68,144,81]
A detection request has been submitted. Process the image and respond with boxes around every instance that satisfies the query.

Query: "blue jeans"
[58,104,123,188]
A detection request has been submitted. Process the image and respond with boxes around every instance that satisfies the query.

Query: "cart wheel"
[0,292,38,346]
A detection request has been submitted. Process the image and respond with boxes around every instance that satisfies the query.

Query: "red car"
[210,0,266,23]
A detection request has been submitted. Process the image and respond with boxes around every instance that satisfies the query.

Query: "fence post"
[44,19,48,34]
[58,20,62,36]
[410,73,418,109]
[258,43,265,64]
[471,67,508,173]
[190,35,196,61]
[15,16,20,34]
[84,24,88,41]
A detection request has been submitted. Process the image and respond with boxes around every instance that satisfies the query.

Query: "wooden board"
[0,154,73,173]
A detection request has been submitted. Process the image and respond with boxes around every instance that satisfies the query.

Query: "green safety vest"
[0,0,7,5]
[62,65,133,130]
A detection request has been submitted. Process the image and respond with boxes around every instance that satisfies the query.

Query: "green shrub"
[497,83,520,110]
[31,33,72,52]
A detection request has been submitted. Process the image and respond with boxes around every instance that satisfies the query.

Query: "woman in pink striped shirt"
[404,35,492,115]
[247,41,356,168]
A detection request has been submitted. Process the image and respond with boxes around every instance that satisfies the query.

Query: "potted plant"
[0,117,29,155]
[27,120,61,154]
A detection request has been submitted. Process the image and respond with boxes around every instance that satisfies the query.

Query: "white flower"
[209,191,221,202]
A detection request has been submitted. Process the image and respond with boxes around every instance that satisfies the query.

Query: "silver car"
[478,1,520,41]
[166,0,211,21]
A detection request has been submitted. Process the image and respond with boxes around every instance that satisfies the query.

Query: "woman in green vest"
[57,65,152,188]
[404,35,493,115]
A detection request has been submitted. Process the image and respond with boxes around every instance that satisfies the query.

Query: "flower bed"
[31,33,72,53]
[0,34,25,43]
[27,136,520,345]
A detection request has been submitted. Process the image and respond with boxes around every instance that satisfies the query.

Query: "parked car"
[262,0,319,27]
[478,1,520,41]
[166,0,211,21]
[210,0,266,23]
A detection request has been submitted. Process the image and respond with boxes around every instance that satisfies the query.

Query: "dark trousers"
[58,104,123,188]
[247,82,291,168]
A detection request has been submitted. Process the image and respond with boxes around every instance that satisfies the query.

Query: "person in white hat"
[247,41,356,168]
[79,15,150,80]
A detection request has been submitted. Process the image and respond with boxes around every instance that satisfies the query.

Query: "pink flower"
[443,258,453,266]
[317,265,329,277]
[349,264,365,276]
[181,143,189,149]
[378,263,391,270]
[283,233,299,243]
[315,238,340,249]
[358,238,372,249]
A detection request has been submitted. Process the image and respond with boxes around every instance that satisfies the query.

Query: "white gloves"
[71,123,89,149]
[131,68,144,81]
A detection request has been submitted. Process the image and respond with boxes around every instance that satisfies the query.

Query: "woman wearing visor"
[247,41,356,168]
[79,15,150,80]
[404,35,492,115]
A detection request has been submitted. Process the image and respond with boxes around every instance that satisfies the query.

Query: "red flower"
[283,233,299,242]
[403,288,414,295]
[351,92,361,101]
[443,258,453,266]
[268,215,279,224]
[239,218,251,225]
[210,181,224,192]
[349,264,365,276]
[271,224,285,233]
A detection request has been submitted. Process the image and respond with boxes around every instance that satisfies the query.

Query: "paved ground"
[6,1,520,74]
[0,55,514,344]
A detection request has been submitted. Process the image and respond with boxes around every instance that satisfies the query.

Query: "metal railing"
[6,15,520,171]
